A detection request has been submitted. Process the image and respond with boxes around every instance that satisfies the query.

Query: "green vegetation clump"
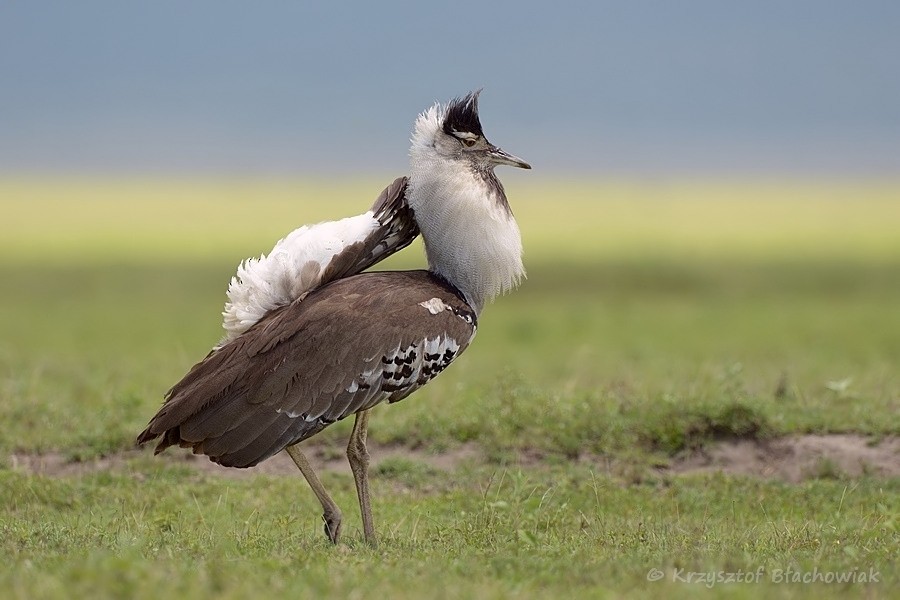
[641,399,766,454]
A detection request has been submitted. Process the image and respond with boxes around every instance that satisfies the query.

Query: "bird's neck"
[406,156,525,315]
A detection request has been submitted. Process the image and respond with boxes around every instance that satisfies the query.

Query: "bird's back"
[220,177,418,345]
[137,270,477,468]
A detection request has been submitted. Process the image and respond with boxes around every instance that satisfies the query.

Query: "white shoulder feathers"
[220,211,380,344]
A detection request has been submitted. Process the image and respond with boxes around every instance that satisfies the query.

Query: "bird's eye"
[461,138,477,147]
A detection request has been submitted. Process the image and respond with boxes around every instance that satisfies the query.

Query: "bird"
[136,91,530,545]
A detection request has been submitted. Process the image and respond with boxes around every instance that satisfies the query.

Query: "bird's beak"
[488,145,531,169]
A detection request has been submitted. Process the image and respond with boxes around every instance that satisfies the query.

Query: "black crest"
[442,90,484,138]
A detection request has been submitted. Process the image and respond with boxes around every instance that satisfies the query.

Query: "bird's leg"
[347,409,376,545]
[285,444,342,544]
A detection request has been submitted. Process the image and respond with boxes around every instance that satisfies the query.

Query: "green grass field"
[1,178,898,598]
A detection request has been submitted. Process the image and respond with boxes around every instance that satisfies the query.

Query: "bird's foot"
[323,512,342,544]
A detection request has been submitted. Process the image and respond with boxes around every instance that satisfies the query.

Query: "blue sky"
[1,1,898,175]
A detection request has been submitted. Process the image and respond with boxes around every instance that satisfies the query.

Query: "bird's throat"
[406,163,525,314]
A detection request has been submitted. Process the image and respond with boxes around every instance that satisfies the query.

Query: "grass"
[0,177,898,598]
[1,465,895,598]
[1,261,896,460]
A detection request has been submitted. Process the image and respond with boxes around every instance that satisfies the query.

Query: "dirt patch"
[667,434,900,483]
[8,450,147,479]
[8,442,482,480]
[7,435,898,483]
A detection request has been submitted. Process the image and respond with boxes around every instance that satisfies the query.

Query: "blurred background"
[1,0,899,176]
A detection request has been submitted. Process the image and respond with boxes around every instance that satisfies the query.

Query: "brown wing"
[318,176,419,283]
[137,271,476,468]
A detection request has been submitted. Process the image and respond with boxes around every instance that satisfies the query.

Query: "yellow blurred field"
[3,177,899,265]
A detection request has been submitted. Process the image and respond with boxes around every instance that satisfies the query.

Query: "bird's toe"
[323,511,342,544]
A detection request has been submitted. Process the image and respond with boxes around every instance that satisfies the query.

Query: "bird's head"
[410,90,531,172]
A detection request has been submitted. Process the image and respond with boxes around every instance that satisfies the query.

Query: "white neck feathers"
[406,105,525,314]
